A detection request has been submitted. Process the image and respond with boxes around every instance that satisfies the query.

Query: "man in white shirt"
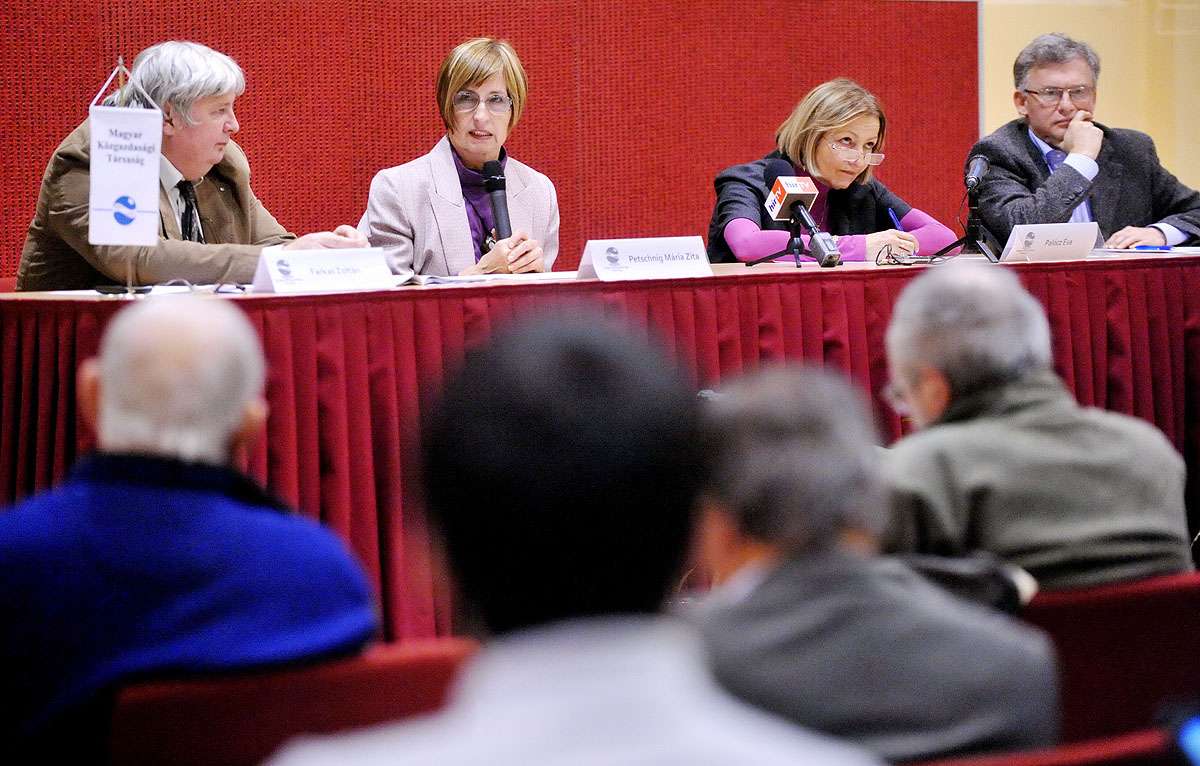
[268,318,882,766]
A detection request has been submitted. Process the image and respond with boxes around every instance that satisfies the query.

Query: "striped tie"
[176,180,206,243]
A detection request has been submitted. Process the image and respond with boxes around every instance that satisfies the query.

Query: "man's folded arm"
[975,145,1092,240]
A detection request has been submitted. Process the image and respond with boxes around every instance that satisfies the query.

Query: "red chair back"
[1022,572,1200,742]
[914,728,1179,766]
[106,637,478,766]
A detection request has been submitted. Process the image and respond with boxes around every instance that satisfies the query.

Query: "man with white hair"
[881,261,1193,589]
[0,296,377,757]
[695,366,1058,762]
[17,40,367,291]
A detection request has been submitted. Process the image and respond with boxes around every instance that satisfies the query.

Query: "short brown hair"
[775,78,886,185]
[435,38,528,132]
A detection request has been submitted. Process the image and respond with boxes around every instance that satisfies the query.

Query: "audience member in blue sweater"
[0,295,377,759]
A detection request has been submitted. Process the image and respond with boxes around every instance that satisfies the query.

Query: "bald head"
[886,261,1052,398]
[84,295,266,464]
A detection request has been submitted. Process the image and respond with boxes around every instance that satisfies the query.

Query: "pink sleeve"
[900,208,959,256]
[833,235,866,262]
[723,218,791,262]
[723,218,870,263]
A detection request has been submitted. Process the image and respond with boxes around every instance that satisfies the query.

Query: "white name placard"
[1000,222,1102,262]
[577,236,712,281]
[88,105,162,246]
[252,247,393,293]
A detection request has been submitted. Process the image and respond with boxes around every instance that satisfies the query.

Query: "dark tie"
[176,180,206,243]
[1045,149,1067,172]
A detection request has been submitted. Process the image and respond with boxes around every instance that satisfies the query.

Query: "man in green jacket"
[881,261,1193,589]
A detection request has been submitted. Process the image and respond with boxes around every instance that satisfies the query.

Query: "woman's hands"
[459,229,546,275]
[864,229,920,259]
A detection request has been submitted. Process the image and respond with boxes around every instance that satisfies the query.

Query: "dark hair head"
[421,316,703,635]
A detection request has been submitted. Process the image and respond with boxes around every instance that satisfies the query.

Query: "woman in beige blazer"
[359,38,559,279]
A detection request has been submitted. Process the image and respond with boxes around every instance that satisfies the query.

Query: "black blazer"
[706,150,913,262]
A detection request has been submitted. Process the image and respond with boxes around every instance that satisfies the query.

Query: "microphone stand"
[935,186,1001,262]
[744,212,808,267]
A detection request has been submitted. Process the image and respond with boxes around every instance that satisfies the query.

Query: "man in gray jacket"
[881,261,1193,589]
[696,365,1058,763]
[970,33,1200,248]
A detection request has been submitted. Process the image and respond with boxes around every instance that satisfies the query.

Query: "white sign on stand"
[252,247,394,293]
[1000,222,1102,262]
[88,105,162,246]
[577,236,712,281]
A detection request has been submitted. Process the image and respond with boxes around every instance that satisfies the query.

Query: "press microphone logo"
[770,184,786,208]
[112,196,137,225]
[605,247,620,265]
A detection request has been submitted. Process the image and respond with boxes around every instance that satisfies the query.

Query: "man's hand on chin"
[1059,111,1103,160]
[284,225,369,250]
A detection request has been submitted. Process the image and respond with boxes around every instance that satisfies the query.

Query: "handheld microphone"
[763,160,841,267]
[964,155,990,190]
[482,160,513,241]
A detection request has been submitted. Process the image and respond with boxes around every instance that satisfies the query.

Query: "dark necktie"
[1045,149,1067,172]
[176,180,206,243]
[1044,149,1093,222]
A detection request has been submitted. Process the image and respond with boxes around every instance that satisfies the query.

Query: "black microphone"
[482,160,513,241]
[964,155,990,190]
[763,160,841,268]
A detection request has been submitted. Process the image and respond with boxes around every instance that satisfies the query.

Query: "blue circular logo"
[113,196,137,225]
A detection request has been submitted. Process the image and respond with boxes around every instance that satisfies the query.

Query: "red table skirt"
[3,259,1198,639]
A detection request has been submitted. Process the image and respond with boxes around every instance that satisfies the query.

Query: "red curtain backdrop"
[0,0,977,276]
[5,258,1200,640]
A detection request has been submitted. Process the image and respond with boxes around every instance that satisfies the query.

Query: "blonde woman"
[707,78,954,263]
[360,38,559,278]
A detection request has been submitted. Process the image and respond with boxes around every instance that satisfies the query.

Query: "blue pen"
[1134,245,1171,251]
[888,208,904,231]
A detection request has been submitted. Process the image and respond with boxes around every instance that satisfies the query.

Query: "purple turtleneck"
[451,146,508,263]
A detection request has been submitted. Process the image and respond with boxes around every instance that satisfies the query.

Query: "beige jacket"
[358,136,559,279]
[17,119,294,291]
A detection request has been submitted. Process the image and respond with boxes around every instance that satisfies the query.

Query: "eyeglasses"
[876,244,911,266]
[875,244,944,267]
[452,91,513,114]
[828,142,884,166]
[1022,85,1095,107]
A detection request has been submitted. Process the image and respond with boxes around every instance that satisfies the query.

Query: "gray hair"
[1013,33,1100,89]
[96,295,265,464]
[105,41,245,123]
[886,262,1052,397]
[701,366,886,553]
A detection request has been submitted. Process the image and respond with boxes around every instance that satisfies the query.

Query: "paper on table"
[411,271,578,286]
